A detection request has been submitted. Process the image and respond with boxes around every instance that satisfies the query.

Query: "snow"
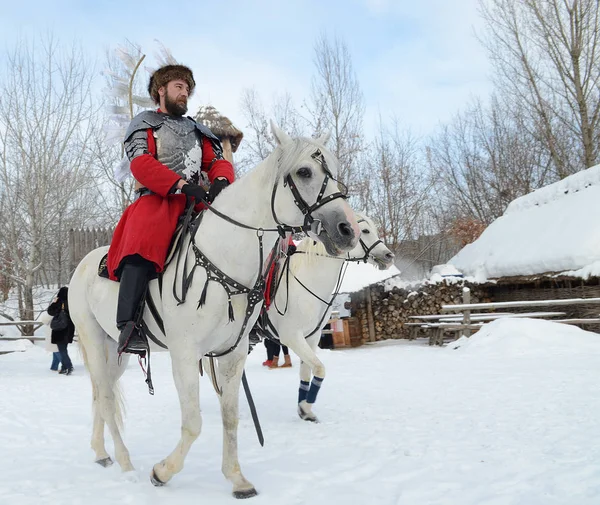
[2,319,600,504]
[339,262,401,293]
[449,164,600,281]
[430,263,463,278]
[0,338,35,353]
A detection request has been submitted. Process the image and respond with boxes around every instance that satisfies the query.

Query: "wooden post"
[462,287,471,338]
[365,287,376,342]
[221,137,234,164]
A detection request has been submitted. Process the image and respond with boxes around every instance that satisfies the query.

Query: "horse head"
[321,212,395,270]
[269,122,359,254]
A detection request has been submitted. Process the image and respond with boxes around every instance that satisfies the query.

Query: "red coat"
[107,127,234,280]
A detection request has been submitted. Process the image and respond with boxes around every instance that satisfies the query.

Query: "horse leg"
[151,351,202,486]
[90,379,112,467]
[216,345,257,498]
[92,337,130,467]
[80,327,133,471]
[282,331,324,422]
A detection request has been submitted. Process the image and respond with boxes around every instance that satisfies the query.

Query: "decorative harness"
[144,147,348,362]
[254,218,384,344]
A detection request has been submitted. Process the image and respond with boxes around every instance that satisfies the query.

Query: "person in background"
[40,309,61,371]
[262,338,292,368]
[47,287,75,375]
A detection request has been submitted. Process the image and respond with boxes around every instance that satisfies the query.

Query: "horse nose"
[385,252,395,261]
[337,221,354,238]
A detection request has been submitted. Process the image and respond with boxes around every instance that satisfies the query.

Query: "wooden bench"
[407,311,567,346]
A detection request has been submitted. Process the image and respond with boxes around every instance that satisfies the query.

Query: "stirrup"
[118,322,148,356]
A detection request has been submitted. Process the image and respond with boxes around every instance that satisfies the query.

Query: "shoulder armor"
[124,110,165,142]
[188,117,220,143]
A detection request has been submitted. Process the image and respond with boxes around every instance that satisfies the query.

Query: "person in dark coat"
[47,286,75,375]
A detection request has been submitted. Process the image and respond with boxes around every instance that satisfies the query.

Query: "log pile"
[350,280,488,342]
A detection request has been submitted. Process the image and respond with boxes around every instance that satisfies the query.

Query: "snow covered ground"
[1,318,600,505]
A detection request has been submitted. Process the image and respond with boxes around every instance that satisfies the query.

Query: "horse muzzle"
[313,208,360,255]
[372,250,395,270]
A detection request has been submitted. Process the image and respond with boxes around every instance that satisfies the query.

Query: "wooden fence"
[412,290,600,345]
[68,228,113,275]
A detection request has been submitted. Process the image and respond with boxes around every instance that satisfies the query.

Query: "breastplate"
[154,115,203,182]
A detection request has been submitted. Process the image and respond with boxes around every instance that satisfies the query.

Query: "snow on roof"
[340,263,401,293]
[449,164,600,281]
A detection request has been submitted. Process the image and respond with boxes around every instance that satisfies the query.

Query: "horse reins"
[150,145,349,359]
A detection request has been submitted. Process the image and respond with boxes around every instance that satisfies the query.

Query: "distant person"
[40,310,61,372]
[47,287,75,375]
[262,338,292,368]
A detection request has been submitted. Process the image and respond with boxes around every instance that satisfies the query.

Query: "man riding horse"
[107,64,235,356]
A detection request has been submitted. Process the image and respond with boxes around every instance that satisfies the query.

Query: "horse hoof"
[233,488,258,499]
[150,469,166,487]
[95,457,113,467]
[297,405,319,423]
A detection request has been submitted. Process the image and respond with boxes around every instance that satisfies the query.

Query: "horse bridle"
[271,148,348,237]
[354,218,384,263]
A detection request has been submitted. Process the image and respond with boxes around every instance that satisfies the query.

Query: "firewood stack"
[350,280,487,342]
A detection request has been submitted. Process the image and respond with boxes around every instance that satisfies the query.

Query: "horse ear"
[270,120,293,146]
[317,131,331,145]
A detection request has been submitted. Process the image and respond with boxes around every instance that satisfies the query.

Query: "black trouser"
[116,256,155,328]
[264,338,289,360]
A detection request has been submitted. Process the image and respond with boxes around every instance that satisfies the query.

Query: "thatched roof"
[194,105,243,152]
[449,164,600,282]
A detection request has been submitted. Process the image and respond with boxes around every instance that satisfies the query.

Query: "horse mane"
[277,137,338,178]
[290,238,329,273]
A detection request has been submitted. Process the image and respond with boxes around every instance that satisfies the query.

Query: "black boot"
[116,261,152,356]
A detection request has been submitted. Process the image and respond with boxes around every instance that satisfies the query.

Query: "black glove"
[208,178,229,203]
[181,183,207,203]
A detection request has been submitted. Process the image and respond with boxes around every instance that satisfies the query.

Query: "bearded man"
[107,64,234,356]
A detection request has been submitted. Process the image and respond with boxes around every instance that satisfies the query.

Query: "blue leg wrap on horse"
[306,377,324,404]
[298,380,310,404]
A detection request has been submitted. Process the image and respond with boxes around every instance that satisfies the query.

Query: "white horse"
[257,213,394,422]
[68,123,360,498]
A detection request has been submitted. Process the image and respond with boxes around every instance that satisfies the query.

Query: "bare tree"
[427,95,550,224]
[356,119,432,252]
[0,36,96,331]
[479,0,600,177]
[305,34,365,191]
[238,88,307,172]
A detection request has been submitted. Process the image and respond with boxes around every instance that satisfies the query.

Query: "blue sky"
[1,0,492,138]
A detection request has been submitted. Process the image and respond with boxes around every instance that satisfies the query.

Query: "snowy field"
[1,318,600,505]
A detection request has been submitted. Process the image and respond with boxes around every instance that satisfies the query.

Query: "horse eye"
[362,229,370,234]
[297,167,312,179]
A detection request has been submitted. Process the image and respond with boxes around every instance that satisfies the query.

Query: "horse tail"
[79,333,125,431]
